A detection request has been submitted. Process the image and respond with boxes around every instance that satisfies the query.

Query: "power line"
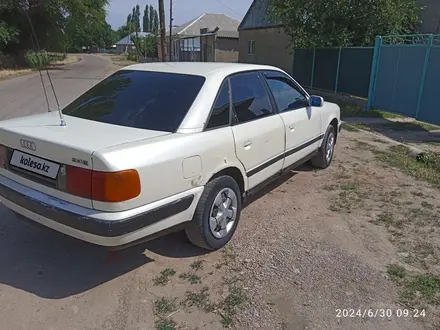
[211,0,242,18]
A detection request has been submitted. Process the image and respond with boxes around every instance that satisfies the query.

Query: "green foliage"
[24,51,65,68]
[0,0,110,64]
[267,0,421,47]
[143,5,150,32]
[131,34,158,58]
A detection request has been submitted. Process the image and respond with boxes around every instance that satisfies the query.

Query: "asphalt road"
[0,54,111,121]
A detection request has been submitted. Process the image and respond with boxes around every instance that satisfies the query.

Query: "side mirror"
[309,95,324,107]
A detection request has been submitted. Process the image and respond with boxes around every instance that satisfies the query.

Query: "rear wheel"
[311,125,336,169]
[185,176,241,250]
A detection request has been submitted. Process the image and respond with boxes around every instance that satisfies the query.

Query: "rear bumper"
[0,174,203,247]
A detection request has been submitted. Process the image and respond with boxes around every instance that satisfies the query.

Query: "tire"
[311,125,336,169]
[185,175,242,250]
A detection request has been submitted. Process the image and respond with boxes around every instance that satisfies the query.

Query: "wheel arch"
[208,166,246,198]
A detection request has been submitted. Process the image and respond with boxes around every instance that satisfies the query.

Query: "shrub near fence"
[292,47,374,98]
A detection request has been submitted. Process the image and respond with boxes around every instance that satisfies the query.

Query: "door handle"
[243,140,252,148]
[288,125,295,131]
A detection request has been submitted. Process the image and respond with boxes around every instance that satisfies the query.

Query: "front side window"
[230,72,274,124]
[264,72,308,112]
[62,70,206,132]
[206,81,230,129]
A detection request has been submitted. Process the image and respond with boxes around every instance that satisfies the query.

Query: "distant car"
[0,63,341,250]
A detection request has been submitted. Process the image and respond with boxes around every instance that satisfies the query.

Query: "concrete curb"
[342,121,426,158]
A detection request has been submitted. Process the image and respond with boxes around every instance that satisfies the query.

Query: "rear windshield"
[62,70,206,132]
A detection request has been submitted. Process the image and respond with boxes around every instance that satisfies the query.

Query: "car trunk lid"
[0,112,170,208]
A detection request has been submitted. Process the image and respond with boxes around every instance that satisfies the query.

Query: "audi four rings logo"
[20,139,36,151]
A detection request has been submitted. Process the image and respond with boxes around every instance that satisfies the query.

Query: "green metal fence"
[367,34,440,125]
[292,47,374,98]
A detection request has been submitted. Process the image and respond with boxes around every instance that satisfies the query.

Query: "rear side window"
[206,81,230,129]
[62,70,206,132]
[230,72,274,124]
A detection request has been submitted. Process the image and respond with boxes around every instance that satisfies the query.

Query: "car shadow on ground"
[0,164,312,299]
[0,209,207,299]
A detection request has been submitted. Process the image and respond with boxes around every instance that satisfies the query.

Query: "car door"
[230,71,285,189]
[263,70,322,169]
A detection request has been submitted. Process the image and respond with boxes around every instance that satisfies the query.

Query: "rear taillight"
[65,165,141,202]
[0,144,6,168]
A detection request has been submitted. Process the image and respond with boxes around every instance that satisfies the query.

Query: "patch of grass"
[155,318,177,330]
[217,279,247,328]
[374,145,440,188]
[154,297,178,316]
[387,264,406,280]
[327,181,366,213]
[401,274,440,306]
[220,314,233,327]
[338,103,364,119]
[372,137,390,144]
[190,260,204,271]
[359,109,405,119]
[182,287,215,312]
[323,184,338,191]
[179,272,202,285]
[376,212,394,226]
[340,183,359,191]
[342,123,360,132]
[421,201,434,210]
[348,122,372,131]
[355,140,379,153]
[153,268,177,286]
[223,286,247,314]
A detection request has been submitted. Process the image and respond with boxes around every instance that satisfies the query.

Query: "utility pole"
[169,0,173,61]
[158,0,167,61]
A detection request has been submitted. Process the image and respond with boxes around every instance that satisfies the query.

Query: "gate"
[368,34,440,125]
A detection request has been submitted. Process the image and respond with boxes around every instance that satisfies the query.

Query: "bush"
[24,51,66,68]
[127,52,137,61]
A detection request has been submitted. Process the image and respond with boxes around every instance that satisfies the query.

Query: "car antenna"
[24,6,66,127]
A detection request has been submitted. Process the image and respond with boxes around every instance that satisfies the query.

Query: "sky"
[106,0,254,29]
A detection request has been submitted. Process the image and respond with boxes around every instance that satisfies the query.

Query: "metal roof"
[115,32,154,46]
[239,0,282,30]
[169,13,240,37]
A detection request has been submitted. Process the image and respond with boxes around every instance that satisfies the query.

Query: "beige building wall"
[238,27,293,74]
[215,38,239,62]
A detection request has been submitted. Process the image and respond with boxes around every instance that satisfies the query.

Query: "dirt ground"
[92,128,439,330]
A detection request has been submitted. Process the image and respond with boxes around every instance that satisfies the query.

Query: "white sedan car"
[0,62,341,250]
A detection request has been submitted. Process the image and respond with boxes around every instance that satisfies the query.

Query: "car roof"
[122,62,283,78]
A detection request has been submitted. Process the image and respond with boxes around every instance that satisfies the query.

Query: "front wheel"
[311,125,336,169]
[185,176,242,250]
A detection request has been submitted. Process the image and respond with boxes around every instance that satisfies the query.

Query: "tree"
[143,5,150,32]
[153,9,159,33]
[149,5,155,33]
[0,0,109,61]
[135,5,141,33]
[267,0,421,48]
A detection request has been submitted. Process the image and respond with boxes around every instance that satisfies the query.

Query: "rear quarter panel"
[92,127,247,212]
